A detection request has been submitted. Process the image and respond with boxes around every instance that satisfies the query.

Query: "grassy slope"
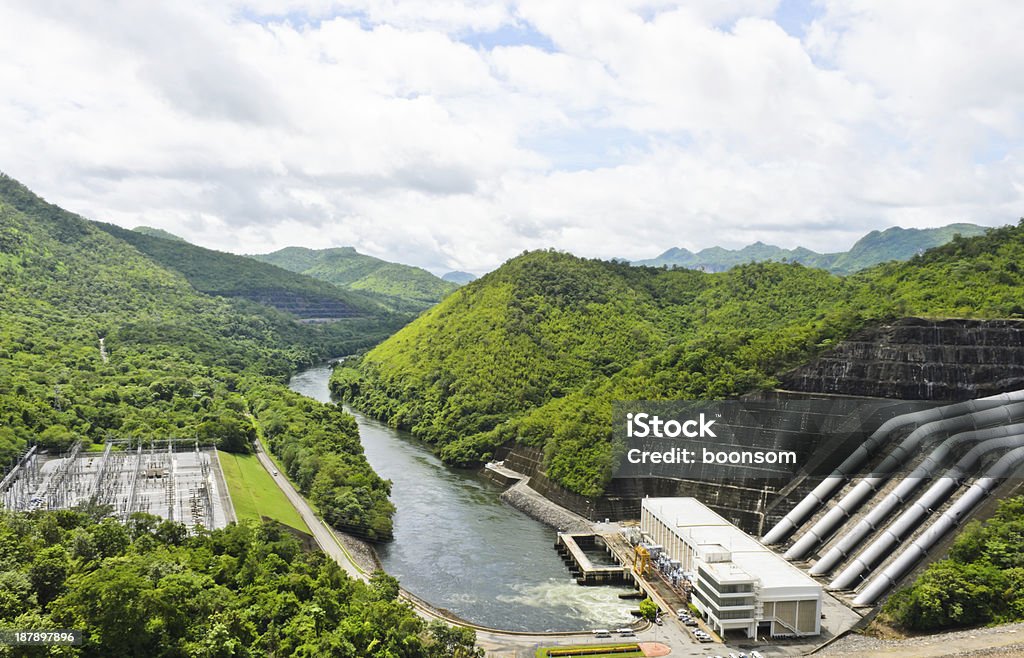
[217,450,310,533]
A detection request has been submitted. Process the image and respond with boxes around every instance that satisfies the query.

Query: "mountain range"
[634,223,989,274]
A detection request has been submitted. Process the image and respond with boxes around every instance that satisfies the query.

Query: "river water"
[288,363,636,632]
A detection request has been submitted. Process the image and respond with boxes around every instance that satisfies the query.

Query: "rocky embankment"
[500,478,592,533]
[820,622,1024,658]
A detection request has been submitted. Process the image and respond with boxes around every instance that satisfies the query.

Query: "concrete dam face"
[779,317,1024,401]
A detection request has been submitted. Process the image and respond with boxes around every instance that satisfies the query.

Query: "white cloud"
[0,0,1021,275]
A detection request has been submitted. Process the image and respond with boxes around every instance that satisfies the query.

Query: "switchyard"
[0,440,235,529]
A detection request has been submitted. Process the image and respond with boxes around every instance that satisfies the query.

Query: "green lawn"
[535,644,642,658]
[217,451,309,533]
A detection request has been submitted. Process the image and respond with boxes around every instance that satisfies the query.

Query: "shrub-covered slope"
[335,224,1024,496]
[97,223,394,322]
[881,496,1024,631]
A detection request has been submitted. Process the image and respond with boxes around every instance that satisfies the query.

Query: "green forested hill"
[97,223,401,323]
[334,224,1024,496]
[881,496,1024,631]
[635,223,989,274]
[0,173,394,540]
[132,225,188,242]
[442,271,477,285]
[253,246,458,312]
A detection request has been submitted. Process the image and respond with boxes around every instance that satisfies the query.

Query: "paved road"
[252,439,365,580]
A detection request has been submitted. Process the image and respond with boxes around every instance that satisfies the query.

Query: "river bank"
[287,362,638,632]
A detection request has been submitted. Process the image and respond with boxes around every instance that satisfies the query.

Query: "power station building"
[640,497,822,639]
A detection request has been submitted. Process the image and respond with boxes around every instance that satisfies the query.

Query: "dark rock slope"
[780,317,1024,401]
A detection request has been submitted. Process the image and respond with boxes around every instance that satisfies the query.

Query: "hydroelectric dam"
[494,317,1024,617]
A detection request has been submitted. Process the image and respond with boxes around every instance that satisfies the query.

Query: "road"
[251,439,365,580]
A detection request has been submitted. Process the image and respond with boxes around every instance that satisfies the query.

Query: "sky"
[1,1,1022,275]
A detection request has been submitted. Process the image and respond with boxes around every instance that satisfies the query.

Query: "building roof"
[643,497,821,594]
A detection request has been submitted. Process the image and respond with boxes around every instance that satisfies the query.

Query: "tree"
[426,622,484,658]
[639,598,659,621]
[28,546,69,606]
[197,413,254,454]
[369,571,400,602]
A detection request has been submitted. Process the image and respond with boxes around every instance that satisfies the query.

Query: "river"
[288,362,636,632]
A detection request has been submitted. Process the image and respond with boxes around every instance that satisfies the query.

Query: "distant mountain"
[634,224,989,274]
[442,271,477,285]
[132,225,187,243]
[252,246,458,312]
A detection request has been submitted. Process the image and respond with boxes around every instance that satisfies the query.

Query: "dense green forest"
[253,246,458,313]
[334,223,1024,496]
[881,496,1024,631]
[0,511,480,657]
[0,173,393,539]
[634,223,987,274]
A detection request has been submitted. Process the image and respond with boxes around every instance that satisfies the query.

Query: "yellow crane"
[633,544,650,577]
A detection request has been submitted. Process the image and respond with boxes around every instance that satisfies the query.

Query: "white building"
[640,497,822,639]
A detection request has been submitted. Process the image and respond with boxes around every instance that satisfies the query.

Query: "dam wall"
[780,317,1024,400]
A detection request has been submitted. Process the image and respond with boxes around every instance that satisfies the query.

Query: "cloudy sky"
[1,1,1022,274]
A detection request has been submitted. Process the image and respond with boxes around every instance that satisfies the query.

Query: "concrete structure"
[641,497,822,639]
[555,533,631,585]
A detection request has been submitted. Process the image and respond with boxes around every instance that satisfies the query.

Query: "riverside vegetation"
[0,174,465,653]
[0,174,395,541]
